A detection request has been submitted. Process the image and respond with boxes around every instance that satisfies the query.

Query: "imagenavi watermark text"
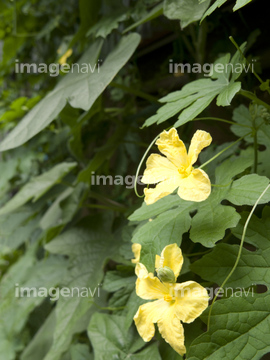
[14,59,103,77]
[15,283,102,301]
[169,59,256,77]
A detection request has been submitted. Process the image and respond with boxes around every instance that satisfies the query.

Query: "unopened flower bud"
[157,266,175,283]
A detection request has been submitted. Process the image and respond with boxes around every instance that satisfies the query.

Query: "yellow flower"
[131,243,141,264]
[58,49,73,65]
[134,244,209,356]
[141,128,212,205]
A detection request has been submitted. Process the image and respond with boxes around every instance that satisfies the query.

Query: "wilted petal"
[144,179,180,205]
[157,244,183,279]
[141,154,179,184]
[132,243,141,264]
[136,273,170,300]
[177,169,211,202]
[188,130,212,166]
[157,307,186,356]
[156,128,188,168]
[134,299,169,342]
[174,281,209,323]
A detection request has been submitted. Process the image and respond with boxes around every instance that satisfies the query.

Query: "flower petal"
[136,273,170,300]
[156,128,188,168]
[144,179,179,205]
[141,154,179,184]
[134,299,168,342]
[135,263,149,278]
[174,281,209,323]
[132,243,141,264]
[158,244,183,279]
[177,169,211,202]
[157,307,186,356]
[188,130,212,166]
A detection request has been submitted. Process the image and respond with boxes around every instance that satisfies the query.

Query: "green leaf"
[200,0,252,20]
[233,0,253,11]
[0,207,40,254]
[88,314,161,360]
[87,12,128,38]
[70,344,93,360]
[40,183,87,230]
[190,191,241,247]
[231,104,270,148]
[123,3,163,34]
[129,194,182,221]
[132,203,193,271]
[191,206,270,288]
[143,46,246,128]
[226,174,270,206]
[188,293,270,360]
[163,0,210,29]
[0,33,141,150]
[0,162,77,216]
[190,154,253,247]
[0,246,68,360]
[43,215,122,360]
[21,311,57,360]
[0,96,40,124]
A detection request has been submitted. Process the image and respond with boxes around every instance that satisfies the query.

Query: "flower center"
[164,287,176,302]
[164,295,174,302]
[178,165,193,177]
[178,166,189,177]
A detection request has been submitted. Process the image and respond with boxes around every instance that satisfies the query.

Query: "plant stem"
[229,36,265,84]
[253,125,258,174]
[239,90,270,112]
[185,250,211,257]
[194,117,251,128]
[199,133,251,170]
[207,182,270,330]
[110,82,159,104]
[134,134,160,198]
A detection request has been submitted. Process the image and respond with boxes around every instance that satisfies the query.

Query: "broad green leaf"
[233,0,253,11]
[39,187,73,230]
[87,12,128,38]
[188,293,270,360]
[0,207,40,254]
[200,0,253,21]
[132,203,193,271]
[0,162,77,216]
[102,267,145,329]
[77,124,128,183]
[143,46,246,128]
[123,289,145,330]
[21,310,56,360]
[40,183,87,230]
[0,33,141,150]
[0,96,40,124]
[103,270,136,293]
[190,191,241,247]
[129,194,182,221]
[163,0,210,29]
[0,246,68,360]
[88,314,161,360]
[123,3,163,34]
[43,215,122,360]
[191,206,270,288]
[231,104,270,148]
[226,174,270,205]
[190,154,253,247]
[70,344,93,360]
